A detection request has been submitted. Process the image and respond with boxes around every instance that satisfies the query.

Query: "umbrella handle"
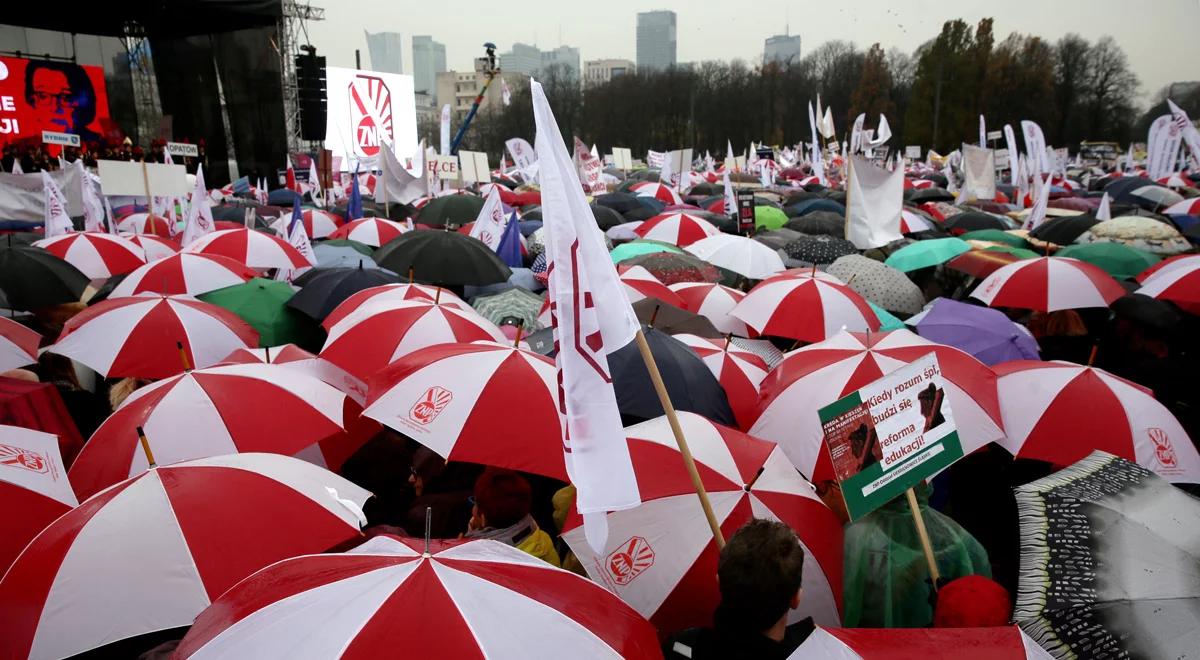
[513,322,524,348]
[176,341,192,371]
[136,426,157,468]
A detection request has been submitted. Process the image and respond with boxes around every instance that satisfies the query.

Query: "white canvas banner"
[844,155,903,249]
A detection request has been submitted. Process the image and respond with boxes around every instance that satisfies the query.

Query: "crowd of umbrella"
[0,154,1198,659]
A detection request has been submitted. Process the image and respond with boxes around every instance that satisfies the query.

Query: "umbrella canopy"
[1028,214,1100,246]
[673,334,769,427]
[884,238,971,272]
[909,187,955,203]
[67,363,352,499]
[591,203,626,230]
[184,228,311,270]
[373,230,512,286]
[470,286,545,330]
[320,299,504,382]
[783,235,858,266]
[0,426,76,576]
[123,234,181,261]
[605,221,643,242]
[755,205,789,230]
[1136,258,1200,311]
[1104,177,1184,210]
[0,246,89,310]
[287,267,403,321]
[594,192,643,214]
[110,253,256,298]
[749,329,1004,483]
[47,294,258,378]
[198,278,322,348]
[619,252,723,285]
[313,241,381,270]
[731,275,879,342]
[116,212,173,237]
[630,181,683,205]
[562,413,843,634]
[634,212,721,247]
[899,209,936,234]
[300,209,342,239]
[786,198,846,218]
[417,194,485,227]
[174,535,660,659]
[610,239,685,264]
[620,265,686,307]
[959,229,1030,249]
[945,249,1024,279]
[1076,216,1191,255]
[941,211,1009,234]
[827,254,925,315]
[322,283,471,329]
[994,361,1200,481]
[607,326,736,425]
[32,232,146,279]
[364,341,564,479]
[632,298,721,338]
[1163,198,1200,215]
[685,234,786,280]
[909,298,1040,365]
[970,257,1125,312]
[0,454,370,660]
[326,218,411,247]
[669,282,751,336]
[1014,452,1200,659]
[792,627,1054,659]
[1055,243,1160,280]
[786,211,846,237]
[0,316,40,371]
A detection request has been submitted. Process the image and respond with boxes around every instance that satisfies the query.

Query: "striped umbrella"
[0,316,40,371]
[620,265,686,306]
[33,232,146,278]
[124,234,182,261]
[629,181,683,205]
[110,253,256,298]
[327,218,411,247]
[184,228,311,269]
[116,213,173,237]
[0,425,77,576]
[301,209,342,239]
[672,333,769,428]
[634,212,721,247]
[731,276,879,342]
[323,284,471,330]
[970,257,1125,312]
[669,281,751,336]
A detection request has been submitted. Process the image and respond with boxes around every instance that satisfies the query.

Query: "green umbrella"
[610,240,685,264]
[319,238,374,257]
[867,301,906,330]
[959,229,1030,249]
[754,205,789,230]
[471,287,546,331]
[983,245,1040,260]
[198,278,324,349]
[416,195,485,228]
[1056,243,1161,280]
[884,238,972,272]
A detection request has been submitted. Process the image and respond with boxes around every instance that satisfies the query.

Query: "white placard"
[324,66,418,170]
[723,156,747,171]
[458,151,491,184]
[426,155,459,181]
[97,160,189,197]
[166,141,199,158]
[986,130,1003,142]
[42,131,80,148]
[904,145,922,159]
[612,147,633,170]
[994,148,1010,170]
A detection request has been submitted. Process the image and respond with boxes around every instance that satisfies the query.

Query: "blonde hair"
[109,377,147,410]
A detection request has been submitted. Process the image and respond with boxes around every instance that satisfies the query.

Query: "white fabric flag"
[500,76,512,106]
[1003,124,1019,185]
[78,161,105,233]
[1021,120,1049,175]
[959,144,997,204]
[868,115,892,149]
[308,160,323,208]
[376,140,428,205]
[532,78,641,551]
[11,158,22,175]
[0,426,77,508]
[1096,192,1112,221]
[103,195,118,234]
[41,171,73,237]
[1024,174,1051,230]
[180,165,216,247]
[812,142,827,186]
[844,155,903,249]
[821,106,836,139]
[726,139,737,171]
[979,115,987,148]
[849,113,866,154]
[723,168,736,216]
[1167,100,1200,170]
[759,162,773,187]
[1016,154,1030,206]
[439,104,452,156]
[468,185,506,250]
[1146,115,1180,180]
[506,138,537,174]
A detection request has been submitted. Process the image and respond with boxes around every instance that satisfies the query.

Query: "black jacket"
[663,618,815,660]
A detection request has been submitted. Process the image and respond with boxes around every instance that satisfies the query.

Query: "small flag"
[41,171,74,237]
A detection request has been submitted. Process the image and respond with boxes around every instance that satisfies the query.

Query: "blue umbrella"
[347,166,363,220]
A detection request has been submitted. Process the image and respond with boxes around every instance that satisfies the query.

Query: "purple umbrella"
[909,298,1040,366]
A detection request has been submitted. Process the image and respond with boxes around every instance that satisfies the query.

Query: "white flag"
[532,78,641,551]
[180,164,216,247]
[468,185,506,250]
[849,113,866,154]
[506,137,537,174]
[439,104,452,156]
[1097,192,1112,221]
[0,426,77,508]
[723,168,736,216]
[1003,124,1019,185]
[500,76,512,106]
[308,160,323,208]
[820,106,836,139]
[376,140,428,205]
[11,158,23,174]
[1146,115,1180,180]
[1021,120,1049,175]
[41,171,73,237]
[844,155,903,249]
[959,144,996,204]
[979,115,987,148]
[1024,174,1051,230]
[868,115,892,149]
[78,161,105,233]
[1167,100,1200,170]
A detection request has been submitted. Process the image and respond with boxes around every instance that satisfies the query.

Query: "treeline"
[445,18,1173,158]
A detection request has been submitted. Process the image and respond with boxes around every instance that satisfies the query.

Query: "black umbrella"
[783,235,858,265]
[288,266,403,321]
[521,208,543,221]
[416,195,485,228]
[919,173,949,187]
[1029,214,1100,246]
[622,206,660,222]
[820,190,848,204]
[373,230,512,286]
[753,229,805,251]
[87,273,127,305]
[909,187,955,203]
[786,211,845,238]
[607,325,736,425]
[0,246,90,311]
[632,298,721,338]
[1110,293,1183,333]
[591,204,626,230]
[942,211,1008,233]
[688,182,721,196]
[594,192,642,214]
[690,210,737,234]
[331,200,380,219]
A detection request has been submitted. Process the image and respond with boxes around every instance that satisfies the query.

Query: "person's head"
[24,61,96,134]
[933,575,1012,627]
[917,384,940,416]
[472,468,532,529]
[849,423,869,456]
[408,445,444,497]
[716,519,805,633]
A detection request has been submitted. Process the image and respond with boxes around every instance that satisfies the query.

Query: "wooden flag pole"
[905,487,940,587]
[634,329,725,549]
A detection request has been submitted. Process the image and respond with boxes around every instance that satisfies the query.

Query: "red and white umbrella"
[174,535,661,659]
[33,232,146,279]
[67,363,352,499]
[1163,198,1200,215]
[906,178,936,190]
[364,341,565,479]
[562,413,844,635]
[184,228,311,269]
[685,234,786,280]
[1136,258,1200,309]
[301,209,342,239]
[749,330,1004,483]
[630,181,683,205]
[669,282,752,336]
[0,316,41,371]
[620,265,686,306]
[124,234,181,261]
[327,217,410,247]
[1136,253,1200,283]
[1156,173,1193,189]
[0,453,370,660]
[791,626,1054,659]
[994,360,1200,482]
[970,257,1125,312]
[900,209,935,233]
[109,253,256,298]
[219,344,371,405]
[47,294,258,378]
[323,283,471,330]
[116,212,173,237]
[633,212,721,247]
[673,334,768,428]
[731,275,879,342]
[321,299,504,382]
[0,425,77,574]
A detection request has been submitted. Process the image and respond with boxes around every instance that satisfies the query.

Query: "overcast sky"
[307,0,1200,106]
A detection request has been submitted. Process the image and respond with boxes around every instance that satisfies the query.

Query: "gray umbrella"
[783,235,858,265]
[786,211,845,238]
[828,254,926,315]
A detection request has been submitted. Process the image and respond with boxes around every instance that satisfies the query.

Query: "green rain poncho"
[842,483,992,628]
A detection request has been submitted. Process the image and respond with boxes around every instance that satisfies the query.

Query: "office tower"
[364,31,403,74]
[636,10,677,71]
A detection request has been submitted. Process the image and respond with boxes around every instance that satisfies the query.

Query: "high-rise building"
[364,31,404,74]
[412,35,447,106]
[764,34,802,65]
[500,43,581,80]
[584,58,636,87]
[541,45,581,80]
[636,10,677,71]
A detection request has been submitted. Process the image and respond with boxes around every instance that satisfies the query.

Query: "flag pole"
[633,328,726,549]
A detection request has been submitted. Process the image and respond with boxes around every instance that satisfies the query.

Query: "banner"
[819,353,962,521]
[844,155,903,250]
[458,150,490,184]
[959,144,996,203]
[506,137,537,172]
[646,150,666,169]
[0,56,113,149]
[1167,99,1200,170]
[574,137,605,193]
[324,67,418,169]
[1146,115,1181,180]
[1003,124,1019,184]
[1020,120,1048,175]
[659,148,693,191]
[0,166,84,222]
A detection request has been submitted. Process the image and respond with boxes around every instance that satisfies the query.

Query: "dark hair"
[473,468,532,528]
[24,60,97,126]
[716,519,805,632]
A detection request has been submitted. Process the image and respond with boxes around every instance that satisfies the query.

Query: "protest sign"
[41,131,79,148]
[612,147,633,171]
[458,150,490,184]
[97,160,189,197]
[904,145,921,159]
[166,141,199,158]
[427,155,459,181]
[818,352,962,521]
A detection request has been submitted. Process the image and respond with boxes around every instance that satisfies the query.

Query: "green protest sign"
[818,352,963,521]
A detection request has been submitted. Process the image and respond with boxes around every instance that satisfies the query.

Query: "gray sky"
[308,0,1200,106]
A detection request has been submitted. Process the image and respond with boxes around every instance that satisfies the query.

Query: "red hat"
[933,575,1012,627]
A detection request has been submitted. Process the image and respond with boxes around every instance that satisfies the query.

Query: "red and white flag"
[722,168,736,216]
[1167,99,1200,170]
[532,78,641,551]
[307,159,324,208]
[181,165,216,247]
[468,184,506,250]
[41,171,73,237]
[285,155,297,192]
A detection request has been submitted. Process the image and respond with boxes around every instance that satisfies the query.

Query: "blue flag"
[495,210,523,267]
[347,167,363,220]
[289,195,303,236]
[230,176,251,195]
